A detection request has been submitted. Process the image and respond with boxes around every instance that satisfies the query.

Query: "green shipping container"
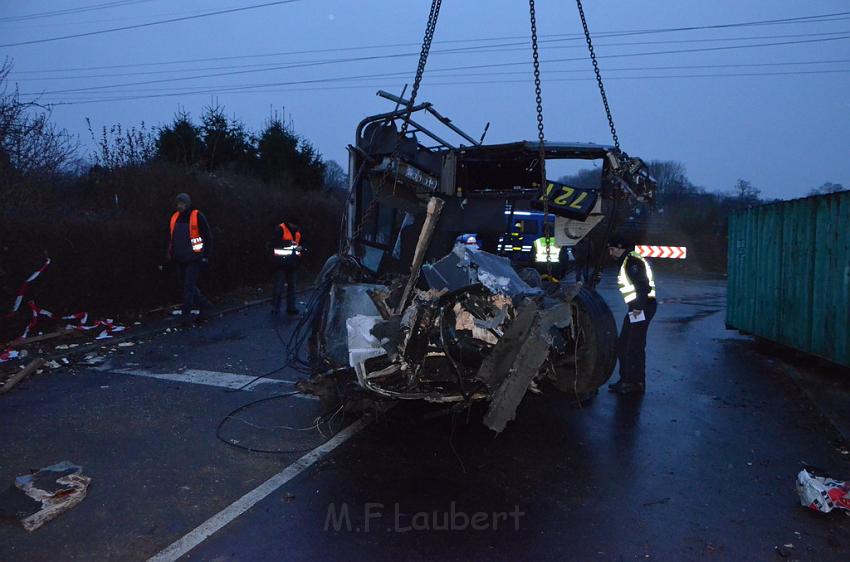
[727,191,850,367]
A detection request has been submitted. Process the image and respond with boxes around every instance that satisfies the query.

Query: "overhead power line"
[3,7,850,54]
[39,68,850,106]
[0,1,157,23]
[42,59,850,98]
[21,33,850,97]
[12,29,850,81]
[0,0,304,48]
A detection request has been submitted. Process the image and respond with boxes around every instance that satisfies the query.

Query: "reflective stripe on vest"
[170,209,204,253]
[279,223,302,246]
[618,251,656,304]
[533,237,559,263]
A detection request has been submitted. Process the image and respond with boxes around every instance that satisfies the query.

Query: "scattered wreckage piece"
[796,468,850,513]
[0,461,91,531]
[0,358,45,395]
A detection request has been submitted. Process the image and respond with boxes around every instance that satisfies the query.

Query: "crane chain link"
[528,0,551,274]
[347,0,442,255]
[575,0,620,151]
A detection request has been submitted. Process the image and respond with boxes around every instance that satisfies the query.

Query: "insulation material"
[346,315,388,382]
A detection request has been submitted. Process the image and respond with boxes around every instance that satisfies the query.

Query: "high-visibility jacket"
[533,236,560,263]
[618,251,656,304]
[273,223,302,258]
[170,209,204,253]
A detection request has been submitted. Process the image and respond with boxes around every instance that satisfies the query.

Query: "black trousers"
[272,267,296,312]
[616,299,658,384]
[176,261,209,316]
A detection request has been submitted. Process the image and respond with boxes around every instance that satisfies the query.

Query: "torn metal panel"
[482,302,572,433]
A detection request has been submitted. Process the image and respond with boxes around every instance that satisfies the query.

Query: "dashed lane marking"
[147,415,372,562]
[106,368,318,399]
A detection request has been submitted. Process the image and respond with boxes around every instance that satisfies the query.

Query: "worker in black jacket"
[167,193,213,323]
[607,236,657,394]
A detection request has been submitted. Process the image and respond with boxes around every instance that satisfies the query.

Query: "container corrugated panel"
[727,191,850,367]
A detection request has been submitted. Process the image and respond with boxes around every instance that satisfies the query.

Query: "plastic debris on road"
[0,461,91,531]
[796,469,850,513]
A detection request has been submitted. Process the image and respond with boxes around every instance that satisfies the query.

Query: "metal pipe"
[426,106,480,146]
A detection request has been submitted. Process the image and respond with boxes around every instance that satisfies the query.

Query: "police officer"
[167,193,213,324]
[271,219,302,315]
[607,236,657,394]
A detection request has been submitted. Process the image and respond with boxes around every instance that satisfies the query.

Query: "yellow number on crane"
[539,182,556,201]
[553,186,575,206]
[570,192,588,209]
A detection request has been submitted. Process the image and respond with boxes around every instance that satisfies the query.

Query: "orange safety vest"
[170,210,204,253]
[279,223,302,246]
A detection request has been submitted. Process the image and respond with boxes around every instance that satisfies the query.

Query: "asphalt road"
[1,274,849,561]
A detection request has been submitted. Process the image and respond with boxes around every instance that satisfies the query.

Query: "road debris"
[796,469,850,513]
[0,461,91,531]
[0,358,46,394]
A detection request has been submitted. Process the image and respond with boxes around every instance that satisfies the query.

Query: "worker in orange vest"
[270,219,303,315]
[167,193,213,323]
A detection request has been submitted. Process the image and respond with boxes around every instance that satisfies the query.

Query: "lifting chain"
[575,0,620,151]
[347,0,442,255]
[528,0,552,274]
[401,0,442,136]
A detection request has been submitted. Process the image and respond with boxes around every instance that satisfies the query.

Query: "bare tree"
[647,160,694,199]
[323,159,348,191]
[734,178,761,204]
[0,59,78,178]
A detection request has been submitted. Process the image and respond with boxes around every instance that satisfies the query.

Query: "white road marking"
[148,415,372,562]
[107,368,318,399]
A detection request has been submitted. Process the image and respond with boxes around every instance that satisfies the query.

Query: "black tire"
[548,287,618,397]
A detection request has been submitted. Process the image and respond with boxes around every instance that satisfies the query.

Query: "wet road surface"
[1,274,849,560]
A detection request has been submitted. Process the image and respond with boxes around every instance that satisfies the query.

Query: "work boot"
[609,381,645,395]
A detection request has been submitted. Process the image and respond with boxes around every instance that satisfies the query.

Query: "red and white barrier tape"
[0,348,21,363]
[7,258,51,316]
[635,245,687,259]
[20,301,55,340]
[2,259,127,363]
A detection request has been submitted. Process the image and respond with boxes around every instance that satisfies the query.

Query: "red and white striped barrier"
[635,245,687,259]
[1,259,127,363]
[7,258,51,316]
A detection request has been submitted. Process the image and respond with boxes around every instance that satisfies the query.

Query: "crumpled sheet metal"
[0,461,91,531]
[796,469,850,513]
[422,246,542,298]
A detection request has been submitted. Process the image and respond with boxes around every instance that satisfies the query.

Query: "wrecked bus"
[300,92,655,433]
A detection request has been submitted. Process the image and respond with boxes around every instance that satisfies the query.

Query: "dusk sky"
[2,0,849,199]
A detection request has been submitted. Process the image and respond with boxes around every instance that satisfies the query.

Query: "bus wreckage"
[301,92,655,433]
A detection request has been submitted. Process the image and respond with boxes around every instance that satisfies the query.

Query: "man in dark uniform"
[270,219,303,316]
[167,193,213,324]
[607,236,657,394]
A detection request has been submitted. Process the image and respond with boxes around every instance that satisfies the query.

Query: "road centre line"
[148,415,372,562]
